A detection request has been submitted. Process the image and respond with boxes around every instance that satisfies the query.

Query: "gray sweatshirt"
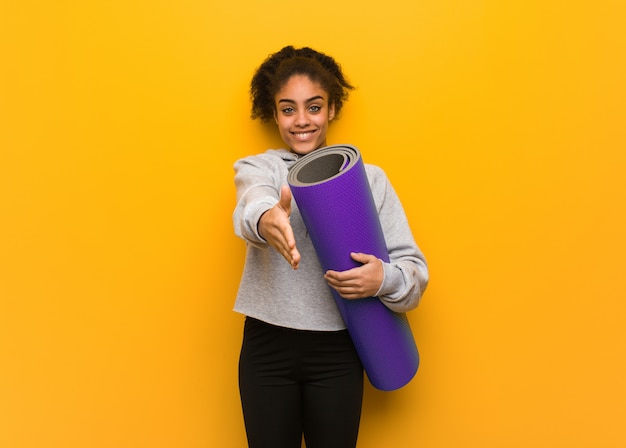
[233,148,428,331]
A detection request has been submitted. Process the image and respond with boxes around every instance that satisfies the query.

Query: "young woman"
[232,45,429,448]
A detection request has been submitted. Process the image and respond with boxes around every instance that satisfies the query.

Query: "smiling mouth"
[292,131,316,140]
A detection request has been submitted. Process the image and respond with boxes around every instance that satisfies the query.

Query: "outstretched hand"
[258,185,301,270]
[324,252,383,299]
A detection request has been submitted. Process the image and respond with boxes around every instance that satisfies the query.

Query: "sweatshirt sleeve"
[233,155,280,247]
[368,166,429,312]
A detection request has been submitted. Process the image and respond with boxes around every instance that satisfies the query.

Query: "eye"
[308,105,321,113]
[281,107,295,115]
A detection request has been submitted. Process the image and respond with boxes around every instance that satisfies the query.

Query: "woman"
[233,45,429,448]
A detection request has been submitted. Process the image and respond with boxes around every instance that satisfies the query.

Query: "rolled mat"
[287,144,419,391]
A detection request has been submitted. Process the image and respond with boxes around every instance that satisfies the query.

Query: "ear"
[273,109,279,125]
[329,103,336,121]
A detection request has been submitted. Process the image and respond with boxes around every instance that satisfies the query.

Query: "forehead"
[275,75,328,100]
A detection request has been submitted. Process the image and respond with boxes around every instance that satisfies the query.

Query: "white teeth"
[294,132,313,139]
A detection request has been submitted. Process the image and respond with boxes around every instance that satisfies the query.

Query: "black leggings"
[239,317,364,448]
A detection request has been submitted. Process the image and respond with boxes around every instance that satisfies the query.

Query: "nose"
[295,110,310,127]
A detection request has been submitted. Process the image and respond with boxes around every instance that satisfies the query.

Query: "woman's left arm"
[324,166,429,312]
[368,165,429,312]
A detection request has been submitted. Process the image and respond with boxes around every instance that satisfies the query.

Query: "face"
[273,74,336,155]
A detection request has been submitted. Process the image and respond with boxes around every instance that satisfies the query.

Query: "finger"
[282,219,297,251]
[332,285,362,300]
[280,222,300,269]
[350,252,377,264]
[290,248,301,270]
[325,266,359,281]
[325,273,356,290]
[279,185,292,215]
[285,249,300,270]
[275,235,298,268]
[324,270,346,284]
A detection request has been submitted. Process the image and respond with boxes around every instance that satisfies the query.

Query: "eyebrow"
[277,95,325,104]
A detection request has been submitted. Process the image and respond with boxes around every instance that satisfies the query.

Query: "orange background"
[1,1,625,446]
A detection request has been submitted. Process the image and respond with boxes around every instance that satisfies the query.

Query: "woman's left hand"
[324,252,383,299]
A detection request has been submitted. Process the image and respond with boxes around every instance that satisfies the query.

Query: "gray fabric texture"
[233,148,428,331]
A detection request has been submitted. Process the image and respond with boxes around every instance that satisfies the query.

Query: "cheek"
[273,115,285,129]
[275,120,292,140]
[277,118,290,133]
[315,116,330,129]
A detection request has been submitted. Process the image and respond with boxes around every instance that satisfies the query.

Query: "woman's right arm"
[233,156,300,268]
[233,156,279,245]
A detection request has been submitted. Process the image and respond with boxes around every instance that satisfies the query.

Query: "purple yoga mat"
[287,144,419,391]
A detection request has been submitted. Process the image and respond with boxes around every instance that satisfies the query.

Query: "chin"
[291,142,325,155]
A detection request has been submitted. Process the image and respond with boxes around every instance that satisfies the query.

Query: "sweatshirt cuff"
[375,262,403,300]
[247,198,278,243]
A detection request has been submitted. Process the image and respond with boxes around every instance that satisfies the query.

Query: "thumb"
[351,252,377,264]
[279,185,293,215]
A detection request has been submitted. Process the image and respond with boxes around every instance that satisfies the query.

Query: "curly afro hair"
[250,46,355,123]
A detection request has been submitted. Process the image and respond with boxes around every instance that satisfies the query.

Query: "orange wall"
[1,1,625,447]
